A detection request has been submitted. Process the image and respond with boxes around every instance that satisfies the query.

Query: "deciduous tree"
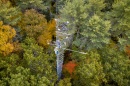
[38,19,56,48]
[18,9,47,39]
[0,21,16,56]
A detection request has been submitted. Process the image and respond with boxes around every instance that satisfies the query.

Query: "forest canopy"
[0,0,130,86]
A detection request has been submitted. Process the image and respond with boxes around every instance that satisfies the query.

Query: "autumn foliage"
[63,61,77,75]
[18,9,47,38]
[125,45,130,57]
[0,21,16,56]
[38,19,56,48]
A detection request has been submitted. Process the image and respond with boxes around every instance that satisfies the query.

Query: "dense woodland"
[0,0,130,86]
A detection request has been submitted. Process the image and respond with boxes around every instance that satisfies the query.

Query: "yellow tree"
[38,19,56,48]
[0,21,16,56]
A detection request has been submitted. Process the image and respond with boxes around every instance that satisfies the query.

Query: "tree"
[9,66,53,86]
[38,19,56,48]
[59,0,111,50]
[21,37,57,83]
[0,54,20,86]
[0,37,57,85]
[18,9,47,39]
[63,61,77,75]
[57,78,72,86]
[125,45,130,57]
[13,0,46,12]
[0,0,21,26]
[0,21,16,56]
[103,0,114,11]
[109,0,130,49]
[80,15,110,50]
[72,50,105,86]
[0,60,55,86]
[99,46,130,85]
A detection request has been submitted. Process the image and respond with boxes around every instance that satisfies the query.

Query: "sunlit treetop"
[0,21,16,56]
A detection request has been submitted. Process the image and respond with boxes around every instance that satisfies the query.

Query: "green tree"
[0,54,21,86]
[80,15,110,50]
[103,0,114,11]
[21,37,57,83]
[109,0,130,49]
[58,78,72,86]
[0,0,21,26]
[99,46,130,86]
[14,0,46,12]
[59,0,111,50]
[0,37,57,85]
[72,50,105,86]
[9,66,53,86]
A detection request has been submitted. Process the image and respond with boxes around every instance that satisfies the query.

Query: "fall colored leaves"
[63,61,77,75]
[38,19,56,47]
[19,9,56,48]
[18,9,47,38]
[0,21,16,56]
[0,9,56,56]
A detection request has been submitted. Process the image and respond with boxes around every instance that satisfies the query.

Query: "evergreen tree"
[103,0,114,11]
[59,0,111,50]
[0,54,21,86]
[72,50,105,86]
[14,0,46,12]
[9,66,53,86]
[110,0,130,49]
[99,46,130,85]
[0,0,21,26]
[21,37,57,83]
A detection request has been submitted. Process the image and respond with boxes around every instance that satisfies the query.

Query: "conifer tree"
[59,0,111,50]
[110,0,130,49]
[0,0,21,26]
[14,0,45,12]
[21,37,57,83]
[73,50,105,86]
[99,46,130,85]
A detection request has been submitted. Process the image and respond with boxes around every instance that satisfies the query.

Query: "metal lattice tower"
[54,18,71,81]
[54,0,87,81]
[54,19,87,81]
